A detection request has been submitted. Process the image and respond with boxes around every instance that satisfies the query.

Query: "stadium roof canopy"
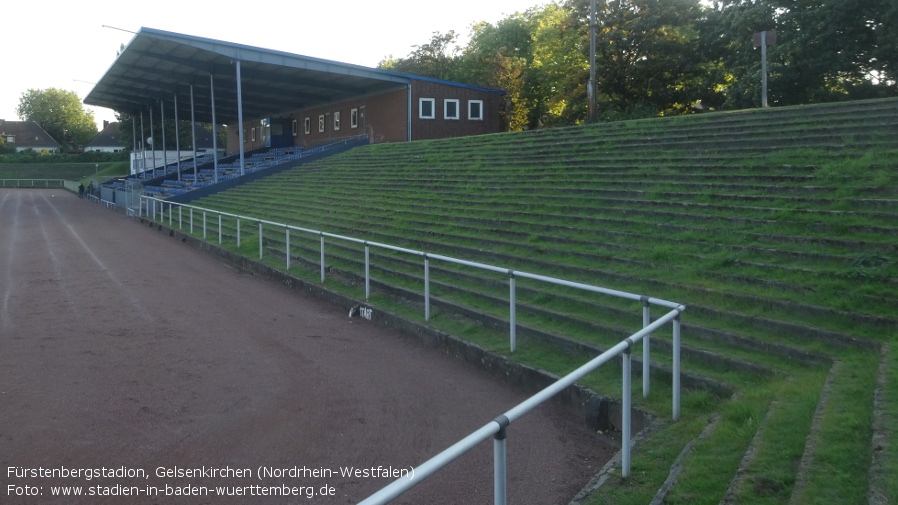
[84,27,412,125]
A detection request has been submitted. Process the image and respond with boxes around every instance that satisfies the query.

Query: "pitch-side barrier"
[141,195,685,503]
[0,179,67,188]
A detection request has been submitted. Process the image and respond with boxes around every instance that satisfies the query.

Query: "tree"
[572,0,708,119]
[115,111,223,154]
[872,0,898,85]
[378,31,462,81]
[16,88,98,150]
[456,15,536,130]
[527,2,591,127]
[702,0,898,109]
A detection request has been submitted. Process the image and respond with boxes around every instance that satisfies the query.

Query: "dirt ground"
[0,189,616,504]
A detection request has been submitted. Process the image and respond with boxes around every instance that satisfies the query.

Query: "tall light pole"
[753,30,777,108]
[588,0,597,122]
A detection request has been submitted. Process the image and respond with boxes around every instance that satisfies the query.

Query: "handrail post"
[285,226,291,271]
[320,234,325,283]
[258,221,263,260]
[237,218,241,248]
[178,205,182,230]
[203,211,207,239]
[642,297,651,398]
[622,346,632,478]
[673,315,681,421]
[168,202,172,227]
[190,208,193,235]
[365,242,371,301]
[509,270,516,353]
[493,415,510,505]
[424,254,431,321]
[218,214,222,245]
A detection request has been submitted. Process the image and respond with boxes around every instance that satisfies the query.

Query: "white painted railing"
[0,179,66,188]
[141,195,686,503]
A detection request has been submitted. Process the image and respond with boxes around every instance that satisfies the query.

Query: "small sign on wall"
[348,304,373,320]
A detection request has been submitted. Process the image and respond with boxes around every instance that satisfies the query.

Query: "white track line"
[1,192,19,331]
[41,194,153,322]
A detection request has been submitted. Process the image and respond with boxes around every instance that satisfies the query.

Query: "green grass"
[0,161,130,184]
[143,97,898,505]
[883,345,898,504]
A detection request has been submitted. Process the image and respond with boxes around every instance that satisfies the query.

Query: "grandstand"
[145,97,897,504]
[101,137,368,207]
[135,146,311,198]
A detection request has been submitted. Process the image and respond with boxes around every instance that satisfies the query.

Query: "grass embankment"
[0,162,130,185]
[150,98,897,504]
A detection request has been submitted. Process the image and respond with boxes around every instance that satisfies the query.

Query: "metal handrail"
[358,308,683,504]
[141,196,686,502]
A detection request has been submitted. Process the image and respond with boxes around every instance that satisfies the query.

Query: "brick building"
[85,28,506,159]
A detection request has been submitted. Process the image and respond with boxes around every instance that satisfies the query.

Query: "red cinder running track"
[0,189,614,504]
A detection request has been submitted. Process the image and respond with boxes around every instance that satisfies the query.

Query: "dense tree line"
[380,0,898,130]
[113,113,226,155]
[16,88,98,150]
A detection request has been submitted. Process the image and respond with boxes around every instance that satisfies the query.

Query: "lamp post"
[588,0,597,122]
[753,30,777,108]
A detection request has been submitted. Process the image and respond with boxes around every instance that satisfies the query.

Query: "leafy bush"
[0,150,129,164]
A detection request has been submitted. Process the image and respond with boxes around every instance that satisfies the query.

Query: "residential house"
[0,120,62,152]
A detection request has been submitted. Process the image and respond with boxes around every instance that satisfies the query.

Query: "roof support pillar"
[210,72,219,184]
[149,106,156,176]
[236,59,246,176]
[190,84,198,182]
[407,83,412,142]
[131,115,137,175]
[160,98,168,177]
[139,110,146,176]
[174,92,181,179]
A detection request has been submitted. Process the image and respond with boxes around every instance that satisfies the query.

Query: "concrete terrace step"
[180,97,897,505]
[197,214,815,377]
[287,178,898,213]
[201,191,894,337]
[263,181,898,239]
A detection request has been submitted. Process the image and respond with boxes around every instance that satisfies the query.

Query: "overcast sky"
[3,0,546,129]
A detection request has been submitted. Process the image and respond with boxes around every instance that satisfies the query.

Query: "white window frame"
[318,115,325,133]
[334,111,341,131]
[304,117,311,135]
[419,98,435,119]
[292,119,298,136]
[350,108,359,129]
[468,100,484,121]
[251,127,256,142]
[444,99,460,120]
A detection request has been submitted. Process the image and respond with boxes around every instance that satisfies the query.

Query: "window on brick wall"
[444,99,460,120]
[304,117,311,134]
[468,100,484,120]
[292,119,298,136]
[334,111,341,131]
[251,127,256,142]
[351,108,358,128]
[419,98,435,119]
[318,115,325,133]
